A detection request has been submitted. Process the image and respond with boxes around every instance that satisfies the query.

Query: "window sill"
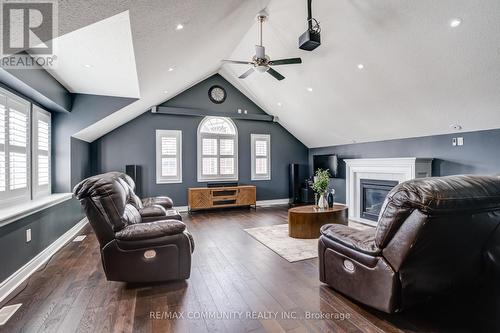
[197,177,239,183]
[156,179,183,184]
[0,193,73,228]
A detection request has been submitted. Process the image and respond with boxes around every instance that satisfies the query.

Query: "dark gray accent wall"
[0,198,84,284]
[92,74,309,205]
[310,128,500,204]
[160,74,267,116]
[52,93,136,192]
[0,66,88,288]
[70,137,92,190]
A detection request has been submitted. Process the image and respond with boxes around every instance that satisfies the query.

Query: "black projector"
[299,29,321,51]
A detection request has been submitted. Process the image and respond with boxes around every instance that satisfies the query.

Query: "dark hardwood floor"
[2,206,499,333]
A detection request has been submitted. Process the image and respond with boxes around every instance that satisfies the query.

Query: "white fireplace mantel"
[344,157,433,226]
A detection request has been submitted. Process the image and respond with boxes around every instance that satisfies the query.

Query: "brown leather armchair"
[74,172,194,283]
[319,175,500,313]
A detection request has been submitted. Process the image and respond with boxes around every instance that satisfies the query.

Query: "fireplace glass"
[360,179,399,222]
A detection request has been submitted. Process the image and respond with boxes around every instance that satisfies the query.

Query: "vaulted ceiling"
[48,0,500,147]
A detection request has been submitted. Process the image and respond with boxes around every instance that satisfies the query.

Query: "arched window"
[197,116,238,181]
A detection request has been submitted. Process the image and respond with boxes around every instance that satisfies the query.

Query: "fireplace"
[344,158,433,225]
[360,179,398,222]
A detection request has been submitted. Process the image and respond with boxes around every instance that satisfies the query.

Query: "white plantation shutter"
[0,87,54,206]
[219,139,235,176]
[8,100,30,195]
[202,138,217,155]
[219,158,234,175]
[197,117,238,182]
[202,157,217,175]
[9,108,28,190]
[0,90,31,205]
[255,140,267,157]
[160,137,177,176]
[0,94,6,193]
[219,139,234,155]
[255,157,268,175]
[156,130,182,183]
[32,106,51,198]
[251,134,271,181]
[161,137,177,155]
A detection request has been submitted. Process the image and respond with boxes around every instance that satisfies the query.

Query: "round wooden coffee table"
[288,204,348,239]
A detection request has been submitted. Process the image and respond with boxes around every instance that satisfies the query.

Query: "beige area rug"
[244,222,373,263]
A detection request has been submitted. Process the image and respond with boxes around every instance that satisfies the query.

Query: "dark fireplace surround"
[360,179,398,222]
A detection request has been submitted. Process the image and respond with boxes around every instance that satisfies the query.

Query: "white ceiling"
[53,0,500,147]
[45,11,140,98]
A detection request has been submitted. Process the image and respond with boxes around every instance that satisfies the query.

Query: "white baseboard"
[174,206,189,212]
[256,198,290,206]
[0,218,88,305]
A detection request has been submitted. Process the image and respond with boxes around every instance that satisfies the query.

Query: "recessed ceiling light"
[357,64,364,70]
[176,23,184,30]
[164,90,168,94]
[168,67,174,72]
[83,64,92,68]
[306,87,313,92]
[450,18,462,28]
[277,102,282,107]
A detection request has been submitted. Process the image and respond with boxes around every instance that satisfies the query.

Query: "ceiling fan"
[222,12,302,81]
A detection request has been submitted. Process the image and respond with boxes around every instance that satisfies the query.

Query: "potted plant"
[311,169,330,209]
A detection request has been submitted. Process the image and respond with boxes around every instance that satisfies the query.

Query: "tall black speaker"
[125,165,142,197]
[289,164,301,204]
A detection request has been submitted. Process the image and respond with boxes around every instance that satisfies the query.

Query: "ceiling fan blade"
[222,59,254,65]
[239,68,255,79]
[255,45,265,59]
[267,67,285,81]
[268,58,302,66]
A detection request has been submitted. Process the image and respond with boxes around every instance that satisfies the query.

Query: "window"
[251,134,271,181]
[156,130,182,183]
[197,116,238,182]
[33,106,51,198]
[0,87,51,206]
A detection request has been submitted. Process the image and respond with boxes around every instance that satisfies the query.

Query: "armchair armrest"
[142,196,173,209]
[115,220,185,241]
[320,224,380,256]
[138,205,167,222]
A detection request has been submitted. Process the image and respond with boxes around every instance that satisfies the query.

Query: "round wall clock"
[208,85,226,104]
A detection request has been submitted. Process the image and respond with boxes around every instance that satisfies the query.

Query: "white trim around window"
[197,116,238,182]
[156,129,182,184]
[251,134,271,181]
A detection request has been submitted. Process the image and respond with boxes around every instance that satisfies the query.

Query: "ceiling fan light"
[255,65,269,73]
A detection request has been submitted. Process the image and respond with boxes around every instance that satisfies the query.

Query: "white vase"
[318,193,327,209]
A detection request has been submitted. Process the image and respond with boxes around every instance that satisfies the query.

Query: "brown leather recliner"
[319,175,500,313]
[111,171,174,209]
[74,172,194,283]
[105,171,181,223]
